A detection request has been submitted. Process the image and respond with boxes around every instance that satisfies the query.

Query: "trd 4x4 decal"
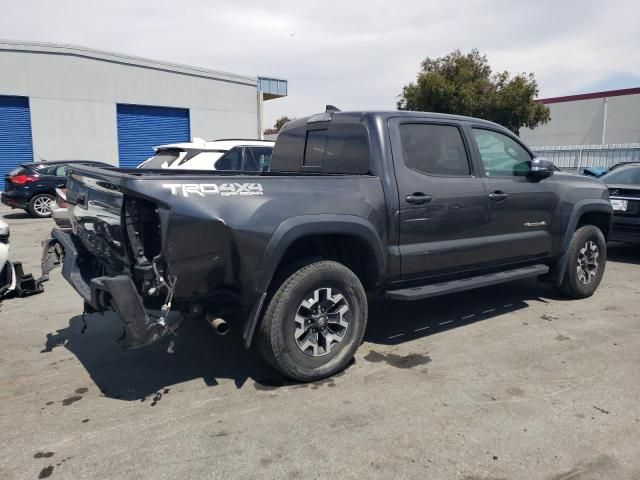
[162,183,264,197]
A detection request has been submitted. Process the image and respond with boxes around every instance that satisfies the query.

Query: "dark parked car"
[600,164,640,243]
[1,160,112,218]
[583,161,640,179]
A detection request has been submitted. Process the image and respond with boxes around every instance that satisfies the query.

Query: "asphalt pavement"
[1,204,639,479]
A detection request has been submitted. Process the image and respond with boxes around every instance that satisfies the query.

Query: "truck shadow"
[41,278,565,399]
[42,312,273,400]
[364,278,559,345]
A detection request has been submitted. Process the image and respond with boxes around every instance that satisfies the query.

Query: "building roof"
[0,39,258,86]
[537,87,640,105]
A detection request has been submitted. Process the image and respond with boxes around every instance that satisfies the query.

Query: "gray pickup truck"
[43,109,613,381]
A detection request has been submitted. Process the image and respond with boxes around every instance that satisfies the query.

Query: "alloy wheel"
[33,196,54,216]
[576,240,599,285]
[294,287,350,357]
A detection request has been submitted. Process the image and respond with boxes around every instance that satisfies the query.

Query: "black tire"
[556,225,606,298]
[257,260,367,382]
[27,193,55,218]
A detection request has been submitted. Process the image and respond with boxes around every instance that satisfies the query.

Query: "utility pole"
[601,97,608,144]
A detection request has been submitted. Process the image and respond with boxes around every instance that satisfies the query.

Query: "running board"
[385,264,549,301]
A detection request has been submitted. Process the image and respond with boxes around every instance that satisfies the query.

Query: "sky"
[1,0,639,128]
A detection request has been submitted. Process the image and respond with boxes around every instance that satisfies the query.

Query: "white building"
[520,87,640,147]
[0,40,287,187]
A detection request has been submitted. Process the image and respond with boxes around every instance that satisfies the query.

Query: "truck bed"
[64,165,387,301]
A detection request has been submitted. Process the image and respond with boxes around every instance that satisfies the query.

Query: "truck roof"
[272,110,518,175]
[282,110,510,133]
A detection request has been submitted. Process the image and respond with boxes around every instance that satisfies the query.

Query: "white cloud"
[1,0,638,127]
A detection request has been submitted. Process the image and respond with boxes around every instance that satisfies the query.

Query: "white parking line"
[413,325,430,332]
[388,333,405,339]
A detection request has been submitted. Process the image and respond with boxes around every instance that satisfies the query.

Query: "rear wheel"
[28,194,55,218]
[556,225,606,298]
[258,260,367,382]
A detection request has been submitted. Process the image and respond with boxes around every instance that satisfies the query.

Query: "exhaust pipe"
[207,316,229,335]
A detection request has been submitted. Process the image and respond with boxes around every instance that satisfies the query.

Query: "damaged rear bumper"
[42,228,177,349]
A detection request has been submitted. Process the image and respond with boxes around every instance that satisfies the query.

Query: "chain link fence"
[530,144,640,173]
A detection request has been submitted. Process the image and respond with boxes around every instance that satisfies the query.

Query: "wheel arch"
[564,200,613,251]
[242,214,386,347]
[543,200,613,285]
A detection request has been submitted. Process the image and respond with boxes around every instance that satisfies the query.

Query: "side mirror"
[529,157,555,180]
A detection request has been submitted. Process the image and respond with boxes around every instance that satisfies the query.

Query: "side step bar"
[385,264,549,301]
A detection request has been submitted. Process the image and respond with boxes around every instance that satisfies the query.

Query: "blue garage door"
[116,104,190,168]
[0,95,33,191]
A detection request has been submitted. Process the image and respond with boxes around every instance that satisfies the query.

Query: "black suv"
[2,160,112,218]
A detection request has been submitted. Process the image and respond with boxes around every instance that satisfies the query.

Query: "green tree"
[397,49,550,135]
[274,116,293,132]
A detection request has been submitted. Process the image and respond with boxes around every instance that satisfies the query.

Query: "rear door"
[468,126,558,264]
[389,119,490,280]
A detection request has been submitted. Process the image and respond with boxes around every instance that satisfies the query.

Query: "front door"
[469,127,559,265]
[389,119,490,280]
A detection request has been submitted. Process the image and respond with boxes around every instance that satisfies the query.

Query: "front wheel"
[556,225,607,298]
[257,260,368,382]
[28,194,55,218]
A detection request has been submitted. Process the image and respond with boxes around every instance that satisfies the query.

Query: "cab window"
[399,123,471,176]
[271,124,369,174]
[472,129,532,177]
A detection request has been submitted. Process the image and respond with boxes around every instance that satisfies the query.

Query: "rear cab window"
[271,123,370,174]
[303,130,329,167]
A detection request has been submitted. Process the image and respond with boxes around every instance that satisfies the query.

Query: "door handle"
[405,193,433,205]
[488,191,509,202]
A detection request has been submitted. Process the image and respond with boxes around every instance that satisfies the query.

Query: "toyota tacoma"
[42,109,613,381]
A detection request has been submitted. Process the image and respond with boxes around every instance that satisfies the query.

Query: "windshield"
[601,166,640,185]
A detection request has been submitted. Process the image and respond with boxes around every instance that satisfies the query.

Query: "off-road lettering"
[162,183,263,197]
